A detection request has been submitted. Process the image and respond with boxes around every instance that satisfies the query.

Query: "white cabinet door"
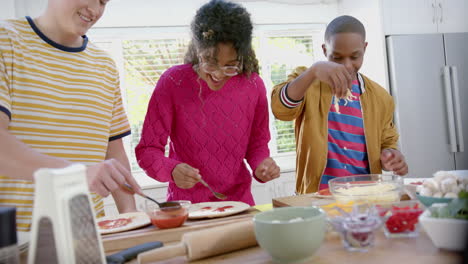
[382,0,438,35]
[436,0,468,33]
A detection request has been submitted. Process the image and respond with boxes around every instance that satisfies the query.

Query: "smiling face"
[322,32,367,80]
[46,0,108,44]
[198,42,241,91]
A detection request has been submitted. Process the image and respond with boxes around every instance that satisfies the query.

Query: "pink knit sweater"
[135,64,271,205]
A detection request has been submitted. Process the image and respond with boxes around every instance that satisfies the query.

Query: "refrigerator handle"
[450,66,464,152]
[439,2,443,23]
[443,66,458,153]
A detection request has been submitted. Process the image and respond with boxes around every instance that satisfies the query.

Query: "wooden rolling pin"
[138,220,257,263]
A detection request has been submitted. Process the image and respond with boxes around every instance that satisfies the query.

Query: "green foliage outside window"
[120,35,314,170]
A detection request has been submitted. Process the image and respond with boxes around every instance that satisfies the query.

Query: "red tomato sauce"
[150,209,188,229]
[98,218,132,229]
[214,206,234,212]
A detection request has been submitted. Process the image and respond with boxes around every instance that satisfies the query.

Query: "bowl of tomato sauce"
[145,200,191,229]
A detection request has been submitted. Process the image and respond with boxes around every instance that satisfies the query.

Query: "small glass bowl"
[327,203,382,252]
[376,200,424,238]
[329,174,403,205]
[145,200,191,229]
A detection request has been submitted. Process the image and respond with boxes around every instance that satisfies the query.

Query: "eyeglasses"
[199,58,242,77]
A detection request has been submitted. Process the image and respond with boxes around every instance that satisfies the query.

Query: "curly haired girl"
[136,0,280,205]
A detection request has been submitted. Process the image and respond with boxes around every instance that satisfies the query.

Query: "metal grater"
[27,164,106,264]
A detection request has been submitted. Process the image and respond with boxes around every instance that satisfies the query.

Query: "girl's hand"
[255,157,280,182]
[172,163,201,189]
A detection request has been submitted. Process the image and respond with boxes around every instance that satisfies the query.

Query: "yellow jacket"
[271,66,399,194]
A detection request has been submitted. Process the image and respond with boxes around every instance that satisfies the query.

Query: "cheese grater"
[27,164,106,264]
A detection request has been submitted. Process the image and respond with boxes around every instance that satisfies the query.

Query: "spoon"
[122,183,181,210]
[198,177,227,200]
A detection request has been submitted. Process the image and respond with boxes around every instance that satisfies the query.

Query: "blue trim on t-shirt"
[109,130,131,141]
[0,105,11,120]
[26,16,88,52]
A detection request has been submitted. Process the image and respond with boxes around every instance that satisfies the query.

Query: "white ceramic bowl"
[419,208,468,251]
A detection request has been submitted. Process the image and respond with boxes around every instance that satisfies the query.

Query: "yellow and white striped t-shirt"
[0,17,131,231]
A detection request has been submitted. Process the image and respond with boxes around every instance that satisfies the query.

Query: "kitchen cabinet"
[382,0,468,35]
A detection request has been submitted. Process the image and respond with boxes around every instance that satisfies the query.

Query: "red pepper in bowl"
[377,201,424,238]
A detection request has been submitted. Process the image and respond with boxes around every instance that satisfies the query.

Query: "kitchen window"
[89,24,324,182]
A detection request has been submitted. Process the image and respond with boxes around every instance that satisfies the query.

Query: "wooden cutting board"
[272,193,412,208]
[102,208,258,254]
[272,193,332,208]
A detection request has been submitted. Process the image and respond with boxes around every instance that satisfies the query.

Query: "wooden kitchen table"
[103,208,259,253]
[158,230,462,264]
[128,194,464,264]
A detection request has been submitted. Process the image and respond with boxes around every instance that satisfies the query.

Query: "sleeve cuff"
[279,83,303,109]
[0,105,11,120]
[253,174,266,183]
[109,130,131,141]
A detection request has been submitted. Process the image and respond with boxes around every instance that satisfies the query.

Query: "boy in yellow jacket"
[271,15,408,194]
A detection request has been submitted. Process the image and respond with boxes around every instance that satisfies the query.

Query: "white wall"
[0,0,16,19]
[337,0,389,89]
[95,0,338,27]
[7,0,47,18]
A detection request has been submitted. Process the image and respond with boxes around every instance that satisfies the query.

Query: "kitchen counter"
[103,193,463,264]
[151,231,462,264]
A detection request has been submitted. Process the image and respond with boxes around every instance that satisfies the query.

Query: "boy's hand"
[255,157,280,182]
[311,61,353,98]
[380,149,408,176]
[172,163,201,189]
[86,159,142,197]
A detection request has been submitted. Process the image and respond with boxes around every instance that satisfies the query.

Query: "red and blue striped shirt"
[319,74,370,190]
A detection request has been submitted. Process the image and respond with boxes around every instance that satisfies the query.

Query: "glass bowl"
[329,174,403,205]
[327,203,382,252]
[376,200,425,238]
[145,200,191,229]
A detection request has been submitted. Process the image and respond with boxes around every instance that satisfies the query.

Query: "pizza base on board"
[97,212,150,235]
[188,201,250,219]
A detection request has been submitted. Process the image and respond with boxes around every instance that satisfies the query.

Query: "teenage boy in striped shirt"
[0,0,141,231]
[271,15,408,194]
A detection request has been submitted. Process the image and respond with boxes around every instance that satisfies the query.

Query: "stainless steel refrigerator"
[386,33,468,178]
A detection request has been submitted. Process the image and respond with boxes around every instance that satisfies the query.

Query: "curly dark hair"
[184,0,259,75]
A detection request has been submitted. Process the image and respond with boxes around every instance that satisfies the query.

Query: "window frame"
[88,23,325,182]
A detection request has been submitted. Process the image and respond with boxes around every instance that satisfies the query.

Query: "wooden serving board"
[272,193,412,208]
[102,208,258,253]
[272,193,332,208]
